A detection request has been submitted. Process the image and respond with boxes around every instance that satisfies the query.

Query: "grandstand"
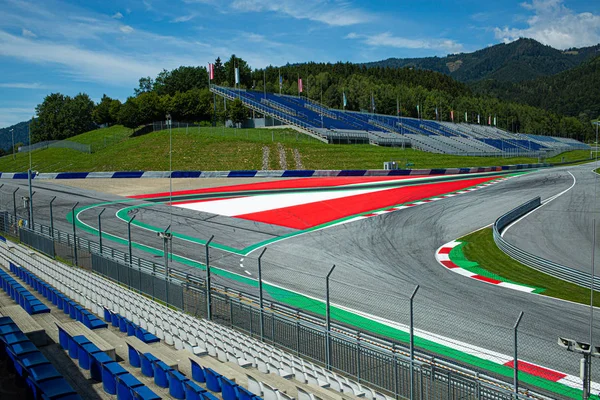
[0,239,389,400]
[210,85,589,157]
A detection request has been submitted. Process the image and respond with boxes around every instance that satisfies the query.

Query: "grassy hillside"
[0,125,591,173]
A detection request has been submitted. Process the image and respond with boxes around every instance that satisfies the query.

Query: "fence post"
[325,264,336,371]
[12,187,18,222]
[28,169,34,230]
[258,248,267,342]
[513,311,524,398]
[410,285,420,400]
[98,208,105,254]
[71,202,79,265]
[128,215,136,290]
[205,235,214,320]
[49,197,56,239]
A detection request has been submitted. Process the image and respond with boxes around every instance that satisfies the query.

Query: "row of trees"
[29,54,596,144]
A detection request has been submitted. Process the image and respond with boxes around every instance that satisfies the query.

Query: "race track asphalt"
[1,165,598,384]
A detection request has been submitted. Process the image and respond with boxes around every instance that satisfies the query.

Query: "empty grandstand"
[210,85,589,157]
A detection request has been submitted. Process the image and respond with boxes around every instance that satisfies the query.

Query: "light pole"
[325,264,336,371]
[10,129,14,160]
[205,235,214,320]
[558,338,600,399]
[158,228,172,306]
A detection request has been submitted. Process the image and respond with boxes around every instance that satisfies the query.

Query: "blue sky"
[1,0,599,128]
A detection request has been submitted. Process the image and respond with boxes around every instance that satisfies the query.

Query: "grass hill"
[364,38,600,83]
[472,55,600,119]
[0,125,591,173]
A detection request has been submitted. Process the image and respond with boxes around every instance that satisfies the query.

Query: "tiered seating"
[11,262,106,329]
[0,316,80,399]
[104,307,159,344]
[56,324,160,399]
[1,264,50,315]
[2,235,389,400]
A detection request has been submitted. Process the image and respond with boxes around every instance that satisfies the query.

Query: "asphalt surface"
[1,165,598,385]
[504,163,600,276]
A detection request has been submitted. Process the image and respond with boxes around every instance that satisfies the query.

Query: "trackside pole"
[28,169,34,230]
[12,188,18,223]
[514,311,524,398]
[325,265,336,370]
[128,215,136,274]
[206,235,215,320]
[258,248,267,342]
[410,285,419,400]
[98,208,105,254]
[49,197,56,239]
[71,202,79,266]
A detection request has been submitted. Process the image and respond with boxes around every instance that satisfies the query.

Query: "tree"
[214,57,225,85]
[153,66,208,96]
[134,77,154,96]
[118,98,140,129]
[228,98,247,126]
[30,92,94,143]
[135,91,163,124]
[224,55,252,88]
[109,99,122,123]
[93,94,116,126]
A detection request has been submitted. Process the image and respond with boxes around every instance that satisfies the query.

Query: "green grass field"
[0,125,592,172]
[461,228,600,306]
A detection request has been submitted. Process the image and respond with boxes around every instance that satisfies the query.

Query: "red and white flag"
[208,63,214,80]
[488,115,491,125]
[298,78,303,93]
[450,110,454,122]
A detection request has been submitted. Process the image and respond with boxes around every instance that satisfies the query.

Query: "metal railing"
[493,197,600,290]
[0,208,559,400]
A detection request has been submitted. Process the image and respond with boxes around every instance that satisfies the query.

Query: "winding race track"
[3,163,600,397]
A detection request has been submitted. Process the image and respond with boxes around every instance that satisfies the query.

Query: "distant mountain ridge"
[363,38,600,83]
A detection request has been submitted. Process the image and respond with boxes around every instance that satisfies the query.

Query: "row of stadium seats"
[0,266,50,315]
[1,240,389,400]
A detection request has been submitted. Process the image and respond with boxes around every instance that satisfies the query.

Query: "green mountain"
[472,55,600,120]
[364,38,600,83]
[0,121,30,153]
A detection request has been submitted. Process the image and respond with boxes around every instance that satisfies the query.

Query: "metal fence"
[18,140,91,154]
[0,209,562,400]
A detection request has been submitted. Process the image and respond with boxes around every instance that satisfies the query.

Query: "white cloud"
[112,12,123,19]
[230,0,373,27]
[171,14,196,23]
[494,0,600,49]
[21,28,36,38]
[119,25,134,34]
[345,32,464,54]
[0,83,48,89]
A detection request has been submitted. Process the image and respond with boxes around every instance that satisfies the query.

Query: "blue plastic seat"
[119,317,128,333]
[184,380,207,400]
[7,340,38,356]
[18,351,48,369]
[0,323,22,336]
[127,343,141,368]
[27,376,79,400]
[90,352,115,381]
[131,385,161,400]
[111,313,120,327]
[190,358,206,382]
[153,360,172,388]
[236,385,258,400]
[102,361,128,395]
[0,316,14,326]
[126,320,136,336]
[168,369,189,399]
[220,376,238,400]
[2,331,29,345]
[68,335,90,359]
[78,343,101,370]
[140,353,158,377]
[104,307,112,322]
[205,368,221,392]
[29,363,62,382]
[202,392,221,400]
[117,373,144,400]
[57,325,71,350]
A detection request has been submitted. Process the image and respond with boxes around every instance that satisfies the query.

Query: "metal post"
[71,202,79,265]
[589,220,596,400]
[513,311,524,398]
[205,235,214,320]
[28,169,34,230]
[98,208,105,254]
[49,197,56,239]
[258,248,267,342]
[163,234,169,305]
[325,265,336,370]
[12,188,18,222]
[410,285,420,400]
[128,215,136,269]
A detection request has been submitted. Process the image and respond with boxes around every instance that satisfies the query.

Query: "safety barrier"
[493,197,600,290]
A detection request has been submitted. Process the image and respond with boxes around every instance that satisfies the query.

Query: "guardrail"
[493,197,600,290]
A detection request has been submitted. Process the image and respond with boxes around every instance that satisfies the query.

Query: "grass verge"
[0,125,589,172]
[460,227,600,306]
